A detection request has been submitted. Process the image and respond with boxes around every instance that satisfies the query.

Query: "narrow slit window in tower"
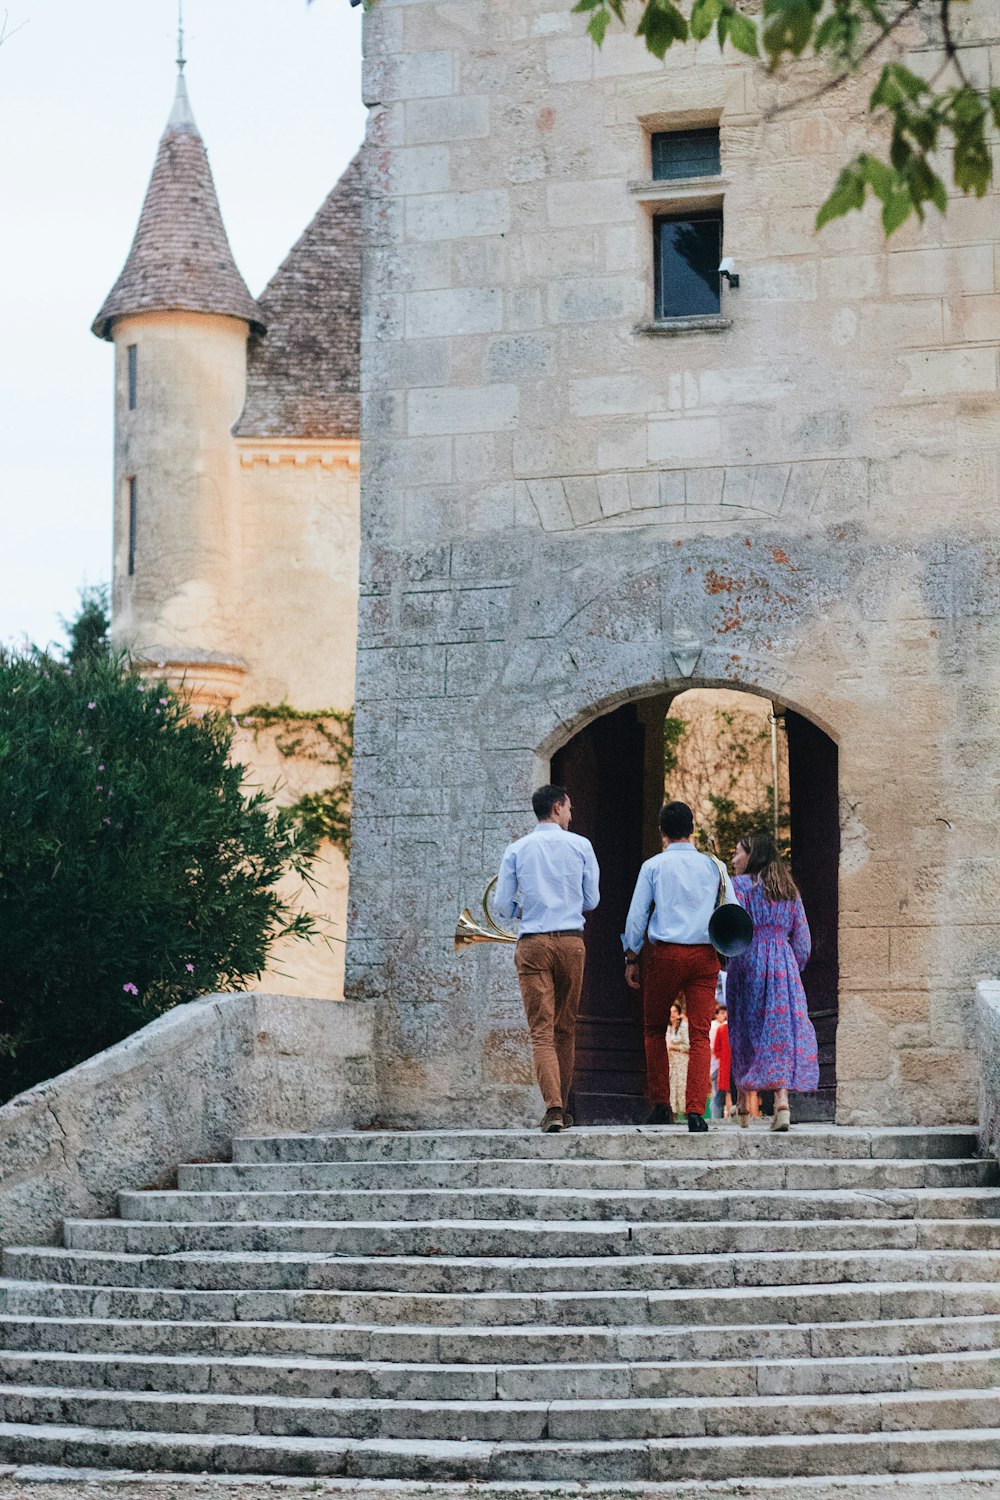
[127,478,137,577]
[127,345,138,410]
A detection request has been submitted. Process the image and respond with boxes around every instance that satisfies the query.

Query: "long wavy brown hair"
[738,832,798,904]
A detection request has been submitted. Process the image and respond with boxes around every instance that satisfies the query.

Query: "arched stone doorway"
[551,690,839,1123]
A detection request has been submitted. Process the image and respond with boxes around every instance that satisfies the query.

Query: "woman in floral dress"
[726,832,818,1131]
[666,1001,689,1123]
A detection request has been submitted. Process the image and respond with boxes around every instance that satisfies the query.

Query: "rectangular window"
[651,128,720,181]
[127,477,137,577]
[654,213,722,320]
[127,344,138,410]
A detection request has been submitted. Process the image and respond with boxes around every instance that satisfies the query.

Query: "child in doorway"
[711,1004,732,1120]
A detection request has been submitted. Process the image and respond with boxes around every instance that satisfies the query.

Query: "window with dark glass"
[127,478,137,576]
[127,344,138,410]
[651,128,720,181]
[654,213,722,320]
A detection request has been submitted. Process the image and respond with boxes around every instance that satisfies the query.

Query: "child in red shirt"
[712,1007,732,1119]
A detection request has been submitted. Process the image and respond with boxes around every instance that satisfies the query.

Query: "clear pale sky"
[0,0,366,648]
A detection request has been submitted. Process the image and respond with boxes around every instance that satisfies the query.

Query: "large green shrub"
[0,645,320,1101]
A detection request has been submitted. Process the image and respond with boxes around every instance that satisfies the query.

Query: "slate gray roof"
[92,75,264,340]
[234,153,362,441]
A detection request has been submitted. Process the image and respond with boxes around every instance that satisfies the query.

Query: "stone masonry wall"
[350,0,1000,1126]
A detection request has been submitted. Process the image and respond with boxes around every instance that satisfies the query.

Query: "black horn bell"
[708,902,754,959]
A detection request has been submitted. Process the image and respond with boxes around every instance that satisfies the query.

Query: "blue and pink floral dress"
[726,875,819,1093]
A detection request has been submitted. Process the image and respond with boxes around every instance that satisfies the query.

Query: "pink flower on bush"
[185,963,195,973]
[87,701,96,710]
[159,698,168,706]
[122,982,139,996]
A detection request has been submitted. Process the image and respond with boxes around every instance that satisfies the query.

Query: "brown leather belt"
[518,929,584,938]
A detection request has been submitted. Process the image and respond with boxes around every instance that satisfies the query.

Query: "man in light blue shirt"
[495,784,600,1132]
[622,800,736,1133]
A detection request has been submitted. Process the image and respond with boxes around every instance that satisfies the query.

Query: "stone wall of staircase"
[979,981,1000,1169]
[0,994,374,1250]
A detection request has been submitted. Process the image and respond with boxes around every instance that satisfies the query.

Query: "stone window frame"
[632,112,733,337]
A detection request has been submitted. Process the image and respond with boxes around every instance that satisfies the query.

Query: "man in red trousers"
[623,801,736,1132]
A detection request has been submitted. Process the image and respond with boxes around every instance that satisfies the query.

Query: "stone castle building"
[347,0,1000,1128]
[93,64,363,999]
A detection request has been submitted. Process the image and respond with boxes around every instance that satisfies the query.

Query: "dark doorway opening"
[551,692,839,1124]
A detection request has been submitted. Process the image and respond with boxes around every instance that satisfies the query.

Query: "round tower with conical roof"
[93,58,265,706]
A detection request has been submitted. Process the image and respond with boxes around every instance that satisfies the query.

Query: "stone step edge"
[118,1186,1000,1203]
[6,1279,1000,1312]
[185,1153,995,1167]
[2,1343,995,1374]
[2,1467,1000,1498]
[2,1309,1000,1347]
[233,1126,981,1140]
[4,1379,1000,1417]
[10,1243,1000,1272]
[2,1421,1000,1456]
[61,1217,1000,1235]
[2,1470,1000,1499]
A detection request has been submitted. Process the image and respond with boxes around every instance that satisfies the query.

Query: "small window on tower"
[654,212,722,320]
[127,478,137,577]
[127,345,138,410]
[651,128,721,181]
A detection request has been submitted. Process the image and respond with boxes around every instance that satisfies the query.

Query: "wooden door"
[785,709,840,1120]
[551,704,649,1122]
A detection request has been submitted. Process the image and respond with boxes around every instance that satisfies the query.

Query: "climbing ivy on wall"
[243,703,354,859]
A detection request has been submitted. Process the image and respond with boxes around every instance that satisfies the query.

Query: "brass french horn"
[454,875,518,953]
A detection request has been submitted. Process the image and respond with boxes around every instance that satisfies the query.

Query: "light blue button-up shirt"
[622,841,737,953]
[494,823,600,935]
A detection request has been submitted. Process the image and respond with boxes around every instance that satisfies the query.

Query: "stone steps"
[5,1309,1000,1364]
[177,1156,999,1191]
[1,1421,1000,1481]
[10,1237,1000,1291]
[229,1127,979,1164]
[114,1185,1000,1223]
[1,1345,997,1400]
[4,1269,1000,1327]
[0,1125,996,1484]
[4,1293,1000,1362]
[58,1218,1000,1258]
[4,1382,1000,1442]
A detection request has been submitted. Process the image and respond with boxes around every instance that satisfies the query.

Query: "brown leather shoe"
[561,1111,574,1130]
[540,1108,563,1133]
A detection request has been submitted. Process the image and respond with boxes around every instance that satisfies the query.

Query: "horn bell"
[708,902,754,959]
[454,909,518,953]
[455,875,518,954]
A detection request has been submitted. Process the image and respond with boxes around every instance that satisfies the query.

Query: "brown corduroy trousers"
[514,933,586,1111]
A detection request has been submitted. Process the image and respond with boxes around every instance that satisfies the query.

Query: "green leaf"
[881,189,913,235]
[636,0,689,57]
[690,0,720,42]
[815,165,866,228]
[588,8,611,43]
[721,8,759,55]
[761,0,822,60]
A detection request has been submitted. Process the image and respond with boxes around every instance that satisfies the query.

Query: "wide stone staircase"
[0,1124,999,1485]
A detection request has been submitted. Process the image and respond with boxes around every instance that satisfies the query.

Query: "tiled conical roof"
[92,73,264,340]
[234,153,362,441]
